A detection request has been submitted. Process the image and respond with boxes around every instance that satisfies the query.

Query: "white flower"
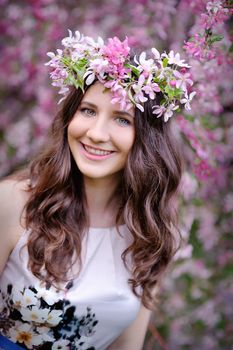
[151,47,161,60]
[12,287,38,309]
[37,326,55,342]
[35,284,61,306]
[181,91,196,111]
[8,322,42,349]
[164,103,179,122]
[52,339,70,350]
[152,104,166,118]
[46,309,63,326]
[167,50,190,67]
[85,35,104,50]
[61,29,84,48]
[173,70,193,91]
[134,52,154,74]
[132,75,148,104]
[21,306,51,323]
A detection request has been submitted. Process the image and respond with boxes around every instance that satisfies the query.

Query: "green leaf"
[209,34,224,44]
[127,64,140,77]
[165,85,175,99]
[162,57,168,68]
[188,219,203,259]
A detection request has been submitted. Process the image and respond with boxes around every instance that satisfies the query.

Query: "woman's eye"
[81,108,96,117]
[116,117,131,126]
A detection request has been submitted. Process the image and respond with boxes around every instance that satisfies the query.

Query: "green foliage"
[188,219,203,258]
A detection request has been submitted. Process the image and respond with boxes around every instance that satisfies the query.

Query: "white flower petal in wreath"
[180,91,196,111]
[151,47,161,60]
[167,50,190,68]
[135,103,144,112]
[62,29,83,48]
[164,103,179,122]
[138,52,154,73]
[84,71,96,85]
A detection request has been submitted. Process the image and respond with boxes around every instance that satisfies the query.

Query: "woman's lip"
[80,142,115,160]
[81,142,114,153]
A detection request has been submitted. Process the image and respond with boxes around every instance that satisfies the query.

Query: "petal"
[85,72,95,85]
[151,48,160,60]
[136,103,144,112]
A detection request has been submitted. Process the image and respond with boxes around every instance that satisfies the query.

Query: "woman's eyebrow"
[80,101,96,108]
[81,101,134,118]
[113,110,134,119]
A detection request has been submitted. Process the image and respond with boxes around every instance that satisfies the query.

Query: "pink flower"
[132,75,148,104]
[184,34,206,59]
[142,75,160,99]
[104,80,133,111]
[152,104,166,119]
[174,70,193,91]
[101,37,130,77]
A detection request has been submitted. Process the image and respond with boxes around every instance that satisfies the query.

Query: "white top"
[0,226,141,350]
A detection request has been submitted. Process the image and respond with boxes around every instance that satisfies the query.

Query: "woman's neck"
[83,175,122,228]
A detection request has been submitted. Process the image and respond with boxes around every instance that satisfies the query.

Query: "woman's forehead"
[81,83,135,118]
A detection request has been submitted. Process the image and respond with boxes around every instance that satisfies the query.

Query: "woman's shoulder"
[0,176,29,210]
[0,177,30,254]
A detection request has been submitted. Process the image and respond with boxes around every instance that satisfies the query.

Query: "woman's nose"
[86,118,110,143]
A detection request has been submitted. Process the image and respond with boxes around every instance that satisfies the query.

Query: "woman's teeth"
[84,145,112,156]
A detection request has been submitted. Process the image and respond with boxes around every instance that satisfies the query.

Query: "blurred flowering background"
[0,0,233,349]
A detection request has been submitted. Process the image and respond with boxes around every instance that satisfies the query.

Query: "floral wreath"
[46,30,196,122]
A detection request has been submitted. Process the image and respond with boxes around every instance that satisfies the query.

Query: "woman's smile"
[80,142,115,160]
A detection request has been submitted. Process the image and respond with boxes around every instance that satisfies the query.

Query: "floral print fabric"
[0,282,98,350]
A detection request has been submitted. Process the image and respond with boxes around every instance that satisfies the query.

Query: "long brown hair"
[23,84,182,309]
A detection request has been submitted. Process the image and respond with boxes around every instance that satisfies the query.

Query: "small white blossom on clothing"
[46,309,63,326]
[8,322,42,349]
[35,283,61,306]
[52,339,70,350]
[21,306,52,324]
[12,288,38,308]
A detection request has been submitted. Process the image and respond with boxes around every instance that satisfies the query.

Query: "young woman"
[0,31,194,350]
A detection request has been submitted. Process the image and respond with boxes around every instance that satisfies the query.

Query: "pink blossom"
[142,75,160,99]
[174,70,193,91]
[132,75,148,103]
[101,36,130,77]
[152,104,166,119]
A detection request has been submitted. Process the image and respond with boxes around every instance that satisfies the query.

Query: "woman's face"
[67,82,135,182]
